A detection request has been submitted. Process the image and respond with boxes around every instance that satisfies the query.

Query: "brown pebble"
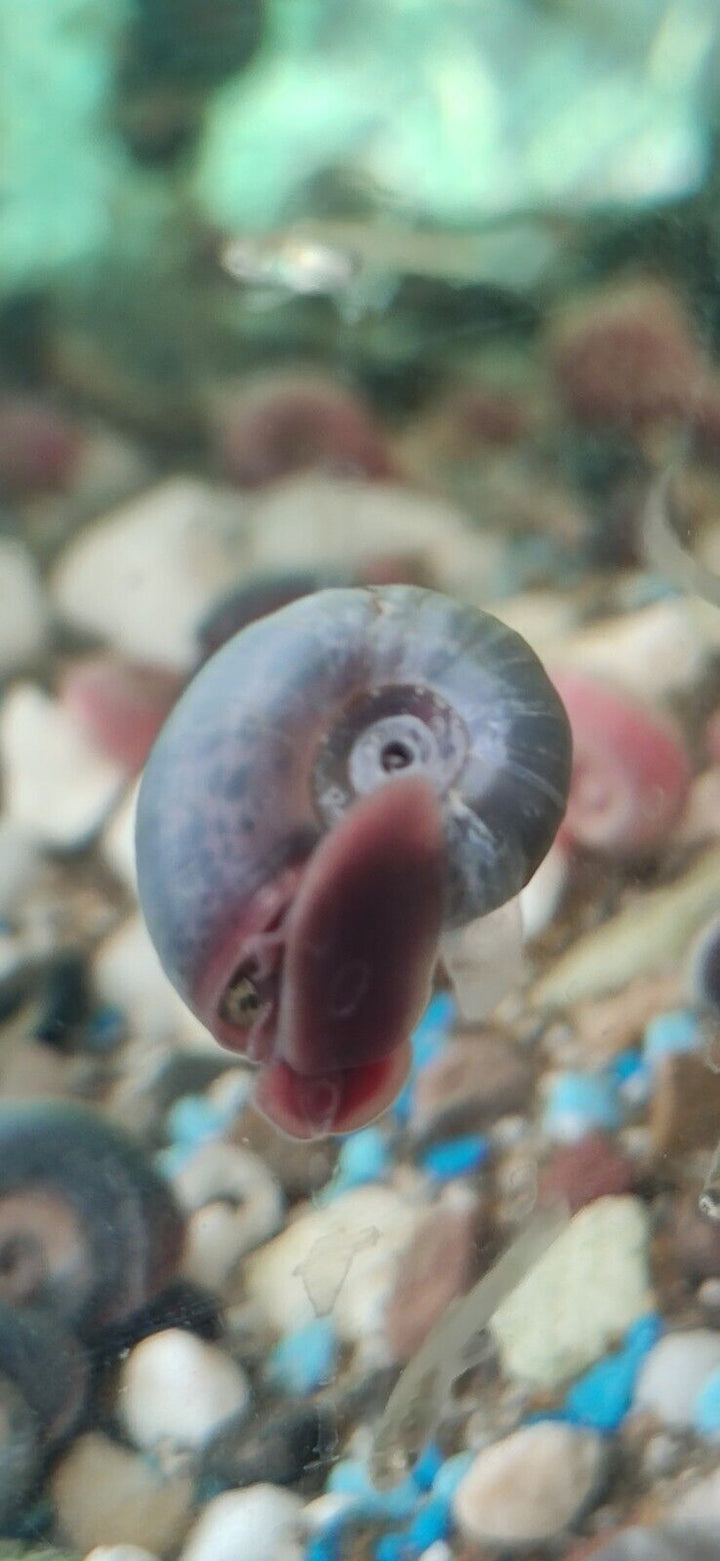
[650,1052,720,1157]
[548,279,706,430]
[410,1033,532,1141]
[384,1192,481,1361]
[52,1432,193,1557]
[538,1133,636,1214]
[670,1192,720,1281]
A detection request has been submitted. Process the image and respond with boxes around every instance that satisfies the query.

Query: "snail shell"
[137,586,571,1137]
[0,1302,89,1523]
[0,1102,185,1334]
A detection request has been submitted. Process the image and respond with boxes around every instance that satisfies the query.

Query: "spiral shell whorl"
[136,586,571,1012]
[308,587,571,924]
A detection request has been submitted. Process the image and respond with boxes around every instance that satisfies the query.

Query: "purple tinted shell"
[136,586,571,1016]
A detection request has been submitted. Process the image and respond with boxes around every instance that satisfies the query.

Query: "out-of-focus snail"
[0,1302,88,1523]
[0,1103,185,1334]
[136,586,571,1138]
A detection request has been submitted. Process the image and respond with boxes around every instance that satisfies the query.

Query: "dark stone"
[96,1280,223,1362]
[199,1401,337,1496]
[34,952,92,1050]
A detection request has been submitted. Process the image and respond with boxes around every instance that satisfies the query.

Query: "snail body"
[137,586,571,1137]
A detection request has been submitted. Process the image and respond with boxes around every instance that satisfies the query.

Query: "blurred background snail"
[136,585,571,1138]
[0,1102,185,1335]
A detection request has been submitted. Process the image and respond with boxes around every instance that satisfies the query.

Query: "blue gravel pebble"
[420,1134,491,1180]
[694,1365,720,1436]
[86,1003,127,1052]
[643,1009,701,1070]
[393,994,456,1123]
[374,1534,406,1561]
[265,1316,338,1394]
[407,1497,451,1548]
[305,1531,342,1561]
[320,1126,389,1201]
[411,1443,444,1492]
[328,1461,419,1521]
[154,1142,198,1180]
[167,1094,227,1148]
[431,1451,475,1500]
[564,1313,664,1432]
[543,1071,622,1139]
[608,1048,652,1106]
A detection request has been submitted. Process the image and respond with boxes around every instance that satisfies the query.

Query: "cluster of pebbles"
[4,272,720,1561]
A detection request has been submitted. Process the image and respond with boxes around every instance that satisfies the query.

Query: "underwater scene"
[7,2,720,1559]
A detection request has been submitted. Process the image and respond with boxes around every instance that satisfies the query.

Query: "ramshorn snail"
[136,586,571,1137]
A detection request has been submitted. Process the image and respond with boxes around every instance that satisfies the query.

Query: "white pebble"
[453,1421,604,1547]
[247,475,488,596]
[671,1463,720,1532]
[245,1186,421,1340]
[101,779,140,892]
[0,537,47,674]
[118,1329,251,1452]
[52,479,250,670]
[84,1548,159,1561]
[520,840,570,940]
[180,1486,303,1561]
[94,915,215,1050]
[491,1196,651,1388]
[0,684,126,848]
[634,1330,720,1428]
[0,820,43,916]
[174,1141,283,1284]
[557,599,709,700]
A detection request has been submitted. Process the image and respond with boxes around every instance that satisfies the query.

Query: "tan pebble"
[245,1186,421,1340]
[533,847,720,1008]
[649,1052,720,1157]
[491,1197,651,1387]
[384,1187,479,1360]
[453,1422,605,1546]
[572,975,682,1065]
[52,1432,193,1556]
[487,590,579,658]
[674,768,720,848]
[0,1036,74,1101]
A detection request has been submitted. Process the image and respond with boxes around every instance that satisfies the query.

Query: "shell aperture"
[136,586,571,1138]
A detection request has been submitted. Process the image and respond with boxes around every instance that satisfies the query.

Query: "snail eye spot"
[219,970,262,1027]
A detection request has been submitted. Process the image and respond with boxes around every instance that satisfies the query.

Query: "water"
[3,2,720,1558]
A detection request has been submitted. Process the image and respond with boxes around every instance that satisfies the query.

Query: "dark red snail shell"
[136,586,571,1137]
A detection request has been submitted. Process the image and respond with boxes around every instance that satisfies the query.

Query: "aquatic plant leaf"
[370,1203,568,1487]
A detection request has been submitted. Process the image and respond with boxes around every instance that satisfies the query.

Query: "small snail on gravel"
[0,1103,185,1334]
[136,586,571,1138]
[0,1301,89,1524]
